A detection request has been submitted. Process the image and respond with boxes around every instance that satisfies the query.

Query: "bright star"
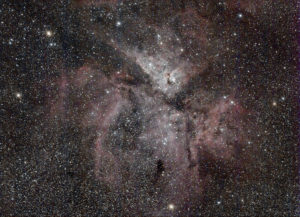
[46,30,53,37]
[168,203,175,210]
[15,92,22,99]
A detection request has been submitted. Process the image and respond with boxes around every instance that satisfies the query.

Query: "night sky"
[1,0,298,216]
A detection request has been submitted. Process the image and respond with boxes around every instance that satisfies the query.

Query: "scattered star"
[15,92,22,99]
[116,21,121,27]
[168,203,175,211]
[238,13,243,18]
[46,30,53,37]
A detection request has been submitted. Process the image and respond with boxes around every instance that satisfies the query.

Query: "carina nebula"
[52,60,254,215]
[47,1,265,215]
[1,0,298,216]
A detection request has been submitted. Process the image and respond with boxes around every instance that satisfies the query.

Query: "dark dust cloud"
[1,0,298,216]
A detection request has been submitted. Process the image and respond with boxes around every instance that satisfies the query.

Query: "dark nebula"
[1,0,298,216]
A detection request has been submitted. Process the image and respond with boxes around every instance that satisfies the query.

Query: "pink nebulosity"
[46,2,260,214]
[192,97,247,161]
[48,55,255,215]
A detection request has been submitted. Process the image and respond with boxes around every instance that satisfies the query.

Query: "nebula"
[0,0,294,216]
[1,0,297,216]
[48,19,256,213]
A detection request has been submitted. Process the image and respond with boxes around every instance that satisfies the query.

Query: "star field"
[1,0,298,216]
